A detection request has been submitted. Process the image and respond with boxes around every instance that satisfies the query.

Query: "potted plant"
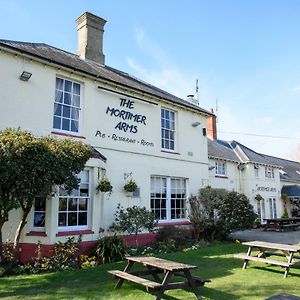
[124,179,137,196]
[253,218,261,229]
[96,177,113,195]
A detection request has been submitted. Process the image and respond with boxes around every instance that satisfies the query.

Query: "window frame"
[215,161,226,176]
[150,175,188,223]
[265,167,275,179]
[57,169,91,231]
[33,196,46,231]
[161,108,176,152]
[52,77,82,135]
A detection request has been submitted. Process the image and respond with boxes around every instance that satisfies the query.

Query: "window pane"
[68,198,77,211]
[56,78,63,90]
[62,118,70,131]
[53,116,61,129]
[59,198,67,211]
[63,106,71,118]
[71,120,79,133]
[73,83,80,95]
[58,213,67,226]
[68,213,77,226]
[65,80,72,92]
[34,212,45,227]
[54,104,62,116]
[79,198,87,210]
[55,90,63,103]
[64,92,71,105]
[71,108,79,120]
[78,212,87,225]
[35,197,46,211]
[72,95,80,107]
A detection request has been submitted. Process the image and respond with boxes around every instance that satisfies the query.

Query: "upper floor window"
[161,108,176,151]
[53,78,81,133]
[58,170,90,230]
[265,167,275,179]
[254,165,259,178]
[215,161,226,176]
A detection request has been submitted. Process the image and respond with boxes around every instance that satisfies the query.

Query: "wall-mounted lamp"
[192,121,201,127]
[19,71,32,81]
[208,166,215,170]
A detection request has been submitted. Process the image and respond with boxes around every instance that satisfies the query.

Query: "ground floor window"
[58,169,90,229]
[150,176,187,221]
[257,198,266,223]
[34,196,46,228]
[269,197,277,219]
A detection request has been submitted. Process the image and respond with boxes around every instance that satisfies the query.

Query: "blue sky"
[1,0,300,160]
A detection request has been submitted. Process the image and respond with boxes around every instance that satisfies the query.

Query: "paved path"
[229,228,300,244]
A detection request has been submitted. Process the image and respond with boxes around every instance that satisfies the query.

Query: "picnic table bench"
[108,256,210,299]
[263,217,300,231]
[235,241,300,278]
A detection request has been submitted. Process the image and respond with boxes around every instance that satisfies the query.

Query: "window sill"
[215,175,228,179]
[51,131,86,139]
[56,230,94,237]
[26,231,47,237]
[161,150,180,155]
[157,220,190,227]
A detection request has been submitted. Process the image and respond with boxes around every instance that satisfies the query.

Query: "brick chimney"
[207,108,217,140]
[76,12,106,65]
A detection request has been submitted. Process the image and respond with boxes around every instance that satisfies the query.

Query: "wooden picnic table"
[108,256,210,300]
[263,217,300,231]
[235,241,300,278]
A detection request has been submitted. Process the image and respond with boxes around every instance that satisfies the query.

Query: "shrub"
[93,235,126,264]
[156,226,193,247]
[110,204,157,247]
[189,187,256,241]
[216,191,256,237]
[79,255,97,269]
[17,237,81,275]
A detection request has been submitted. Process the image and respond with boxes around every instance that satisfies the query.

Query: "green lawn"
[0,242,299,299]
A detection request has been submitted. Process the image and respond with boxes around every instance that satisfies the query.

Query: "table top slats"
[126,256,197,271]
[243,241,300,252]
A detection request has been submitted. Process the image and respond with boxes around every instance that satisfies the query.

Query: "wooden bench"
[109,256,209,299]
[281,223,300,230]
[108,270,162,290]
[235,241,300,278]
[234,254,291,268]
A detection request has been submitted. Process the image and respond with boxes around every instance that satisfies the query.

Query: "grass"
[0,242,299,299]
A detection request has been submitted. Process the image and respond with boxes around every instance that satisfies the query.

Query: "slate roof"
[230,140,280,167]
[0,39,212,116]
[207,139,240,162]
[264,155,300,182]
[208,138,300,182]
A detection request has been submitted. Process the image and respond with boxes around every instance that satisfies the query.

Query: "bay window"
[58,170,90,230]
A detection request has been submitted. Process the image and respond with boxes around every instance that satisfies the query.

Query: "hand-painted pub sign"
[106,98,147,133]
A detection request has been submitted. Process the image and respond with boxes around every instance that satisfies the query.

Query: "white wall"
[0,50,209,244]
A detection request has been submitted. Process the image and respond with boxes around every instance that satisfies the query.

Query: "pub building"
[1,12,300,262]
[207,112,300,223]
[0,12,212,261]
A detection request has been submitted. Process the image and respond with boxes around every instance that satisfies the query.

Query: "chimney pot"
[76,12,106,64]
